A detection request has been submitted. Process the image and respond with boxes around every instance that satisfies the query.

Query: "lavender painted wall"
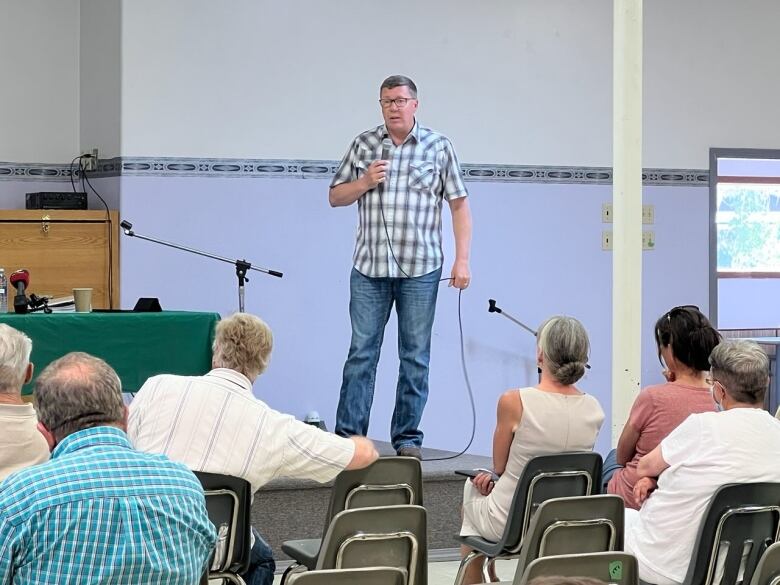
[119,176,709,456]
[718,279,780,329]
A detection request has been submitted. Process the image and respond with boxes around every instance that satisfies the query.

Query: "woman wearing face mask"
[603,305,722,509]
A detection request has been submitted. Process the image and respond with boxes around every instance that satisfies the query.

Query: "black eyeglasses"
[666,304,699,322]
[379,98,414,109]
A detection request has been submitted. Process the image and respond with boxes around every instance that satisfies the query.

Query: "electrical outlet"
[642,230,656,250]
[642,204,654,224]
[81,148,99,172]
[602,230,613,251]
[602,202,613,223]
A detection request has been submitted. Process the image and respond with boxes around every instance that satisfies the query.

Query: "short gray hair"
[380,75,417,98]
[0,324,32,393]
[212,313,273,380]
[709,340,769,405]
[537,316,590,385]
[34,352,125,441]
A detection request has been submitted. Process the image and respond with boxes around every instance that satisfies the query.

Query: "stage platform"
[251,441,491,564]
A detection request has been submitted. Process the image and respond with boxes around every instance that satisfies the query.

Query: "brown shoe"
[396,446,422,460]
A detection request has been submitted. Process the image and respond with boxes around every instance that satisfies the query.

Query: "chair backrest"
[324,457,423,524]
[497,451,603,554]
[514,494,624,573]
[194,471,253,576]
[517,552,639,585]
[683,483,780,585]
[287,567,407,585]
[315,504,427,585]
[751,542,780,585]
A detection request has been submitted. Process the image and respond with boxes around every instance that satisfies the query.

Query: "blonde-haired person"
[129,313,378,585]
[458,316,605,584]
[0,324,49,481]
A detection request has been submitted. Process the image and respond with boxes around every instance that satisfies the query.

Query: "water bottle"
[0,268,7,313]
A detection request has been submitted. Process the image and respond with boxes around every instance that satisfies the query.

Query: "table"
[0,311,219,395]
[737,337,779,415]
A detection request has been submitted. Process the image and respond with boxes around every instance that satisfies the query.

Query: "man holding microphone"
[329,75,473,459]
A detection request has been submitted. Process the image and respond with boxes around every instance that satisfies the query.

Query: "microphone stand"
[488,299,537,337]
[488,298,540,381]
[120,220,283,313]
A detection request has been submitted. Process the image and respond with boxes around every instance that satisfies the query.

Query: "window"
[716,182,780,275]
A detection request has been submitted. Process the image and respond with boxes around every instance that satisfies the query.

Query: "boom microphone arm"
[487,299,537,337]
[120,220,283,313]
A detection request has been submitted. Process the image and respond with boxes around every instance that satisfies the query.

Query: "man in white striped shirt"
[128,313,378,585]
[330,75,473,458]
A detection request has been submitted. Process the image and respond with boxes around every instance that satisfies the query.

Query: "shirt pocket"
[409,161,436,191]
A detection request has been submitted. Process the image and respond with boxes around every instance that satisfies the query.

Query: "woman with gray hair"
[458,315,605,584]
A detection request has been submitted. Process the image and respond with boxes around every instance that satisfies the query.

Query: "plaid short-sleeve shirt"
[331,122,468,278]
[0,427,216,585]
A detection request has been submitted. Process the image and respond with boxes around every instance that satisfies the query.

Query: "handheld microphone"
[9,269,30,314]
[378,138,392,196]
[380,138,392,162]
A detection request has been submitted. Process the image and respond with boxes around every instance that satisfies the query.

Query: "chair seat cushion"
[457,534,506,558]
[281,538,322,569]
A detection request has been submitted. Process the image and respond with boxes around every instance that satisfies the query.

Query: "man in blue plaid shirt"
[330,75,473,459]
[0,352,216,584]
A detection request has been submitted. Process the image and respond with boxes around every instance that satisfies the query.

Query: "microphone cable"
[376,171,476,462]
[73,155,115,309]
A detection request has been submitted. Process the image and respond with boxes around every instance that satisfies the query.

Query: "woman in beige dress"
[459,315,605,583]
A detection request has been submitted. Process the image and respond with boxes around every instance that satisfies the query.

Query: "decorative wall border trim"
[0,157,709,186]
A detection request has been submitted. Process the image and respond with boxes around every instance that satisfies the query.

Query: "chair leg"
[279,563,303,585]
[454,550,482,585]
[484,556,498,582]
[210,572,246,585]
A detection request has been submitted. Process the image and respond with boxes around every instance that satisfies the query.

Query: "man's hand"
[449,258,470,289]
[362,160,389,191]
[472,471,495,496]
[633,476,658,507]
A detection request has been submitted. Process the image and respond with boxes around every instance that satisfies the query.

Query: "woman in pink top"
[604,305,721,508]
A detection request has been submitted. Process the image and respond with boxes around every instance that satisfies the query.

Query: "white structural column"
[612,0,643,445]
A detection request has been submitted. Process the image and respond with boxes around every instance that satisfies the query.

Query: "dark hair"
[709,340,769,405]
[654,306,721,372]
[380,75,417,98]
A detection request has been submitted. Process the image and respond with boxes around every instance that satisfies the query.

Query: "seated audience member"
[0,325,49,481]
[626,340,780,585]
[128,312,379,585]
[605,305,721,507]
[0,352,216,584]
[459,316,605,584]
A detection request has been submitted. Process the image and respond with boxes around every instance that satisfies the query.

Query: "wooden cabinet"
[0,210,119,310]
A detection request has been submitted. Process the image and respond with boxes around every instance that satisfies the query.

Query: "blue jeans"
[602,448,622,491]
[336,266,442,451]
[242,527,275,585]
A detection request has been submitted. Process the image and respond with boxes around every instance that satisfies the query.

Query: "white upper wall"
[121,0,780,167]
[4,1,779,166]
[0,0,80,163]
[80,0,121,159]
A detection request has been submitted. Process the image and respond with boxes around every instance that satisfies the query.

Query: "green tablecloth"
[0,311,219,395]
